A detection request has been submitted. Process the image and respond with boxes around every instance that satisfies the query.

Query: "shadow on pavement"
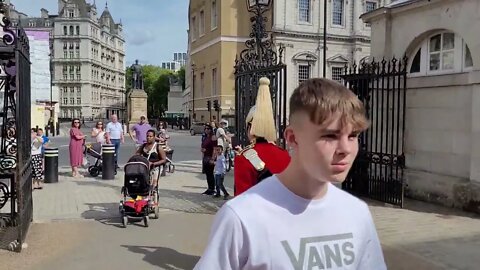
[182,185,206,190]
[81,202,124,228]
[365,197,480,219]
[121,245,200,269]
[73,179,120,191]
[159,188,226,215]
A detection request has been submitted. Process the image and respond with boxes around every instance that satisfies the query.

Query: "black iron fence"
[341,57,408,207]
[0,3,32,251]
[234,64,287,147]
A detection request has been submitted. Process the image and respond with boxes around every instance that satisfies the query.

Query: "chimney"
[41,8,49,18]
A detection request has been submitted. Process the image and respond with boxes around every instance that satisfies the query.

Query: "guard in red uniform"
[234,77,290,196]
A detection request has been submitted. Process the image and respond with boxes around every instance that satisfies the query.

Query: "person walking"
[137,129,167,188]
[129,115,151,149]
[201,123,216,195]
[105,114,124,168]
[69,118,86,178]
[31,128,44,189]
[233,78,291,196]
[91,121,106,144]
[195,78,386,269]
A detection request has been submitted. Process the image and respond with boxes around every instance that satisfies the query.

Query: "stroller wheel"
[89,166,100,177]
[122,216,128,228]
[143,216,149,227]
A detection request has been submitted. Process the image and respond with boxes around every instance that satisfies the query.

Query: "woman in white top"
[31,128,44,190]
[91,121,106,144]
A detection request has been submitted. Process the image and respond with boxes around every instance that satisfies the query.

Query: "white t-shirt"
[194,176,386,270]
[105,122,123,140]
[216,127,227,148]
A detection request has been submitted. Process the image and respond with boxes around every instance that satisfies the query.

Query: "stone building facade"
[11,0,126,120]
[363,0,480,213]
[272,0,394,105]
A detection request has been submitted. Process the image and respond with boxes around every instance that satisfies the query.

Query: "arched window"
[76,26,80,35]
[69,26,74,36]
[63,26,67,35]
[409,31,473,76]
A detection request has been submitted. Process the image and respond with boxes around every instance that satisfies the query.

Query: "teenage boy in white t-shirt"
[194,78,386,270]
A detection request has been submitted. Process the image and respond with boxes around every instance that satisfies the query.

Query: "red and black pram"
[119,155,160,228]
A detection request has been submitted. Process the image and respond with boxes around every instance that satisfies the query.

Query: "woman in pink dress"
[69,118,86,177]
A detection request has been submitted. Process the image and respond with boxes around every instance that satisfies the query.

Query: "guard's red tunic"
[234,142,290,196]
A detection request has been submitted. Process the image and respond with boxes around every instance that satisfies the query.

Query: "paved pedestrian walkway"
[4,160,480,270]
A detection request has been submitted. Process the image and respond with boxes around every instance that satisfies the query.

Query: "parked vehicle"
[190,122,205,136]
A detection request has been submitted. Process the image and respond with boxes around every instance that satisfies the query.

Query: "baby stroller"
[119,155,160,228]
[84,142,103,177]
[156,136,175,176]
[84,142,117,177]
[162,147,175,176]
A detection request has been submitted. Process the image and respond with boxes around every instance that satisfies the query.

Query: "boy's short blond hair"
[289,78,370,131]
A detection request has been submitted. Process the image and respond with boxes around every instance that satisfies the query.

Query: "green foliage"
[178,66,186,90]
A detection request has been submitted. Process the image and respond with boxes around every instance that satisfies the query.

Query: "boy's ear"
[283,125,298,148]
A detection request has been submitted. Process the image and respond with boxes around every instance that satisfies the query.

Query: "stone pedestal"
[128,89,148,127]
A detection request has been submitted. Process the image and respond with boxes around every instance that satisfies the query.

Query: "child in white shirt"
[213,145,229,200]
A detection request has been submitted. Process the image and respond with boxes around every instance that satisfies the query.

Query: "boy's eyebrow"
[321,129,341,134]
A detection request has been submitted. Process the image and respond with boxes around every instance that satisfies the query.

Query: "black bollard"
[102,144,115,180]
[44,147,58,183]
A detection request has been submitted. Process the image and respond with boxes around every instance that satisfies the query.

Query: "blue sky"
[12,0,189,67]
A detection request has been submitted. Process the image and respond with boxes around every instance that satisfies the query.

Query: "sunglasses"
[74,121,80,124]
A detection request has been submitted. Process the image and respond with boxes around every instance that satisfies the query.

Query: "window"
[410,48,421,73]
[70,98,75,105]
[465,44,473,68]
[331,67,344,83]
[200,72,205,96]
[298,65,310,84]
[429,33,454,71]
[409,32,474,75]
[69,26,74,35]
[45,21,50,27]
[77,98,81,105]
[212,68,217,95]
[63,98,68,105]
[191,16,197,40]
[332,0,344,26]
[211,0,218,29]
[63,26,67,35]
[199,10,205,36]
[64,51,68,58]
[365,1,377,27]
[76,26,80,35]
[298,0,311,23]
[28,20,35,27]
[68,10,74,18]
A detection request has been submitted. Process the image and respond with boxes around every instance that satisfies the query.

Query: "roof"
[385,0,422,8]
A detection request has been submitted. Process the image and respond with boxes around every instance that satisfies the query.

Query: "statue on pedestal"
[130,59,144,90]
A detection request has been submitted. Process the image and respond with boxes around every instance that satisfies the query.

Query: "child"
[194,78,386,269]
[213,145,229,200]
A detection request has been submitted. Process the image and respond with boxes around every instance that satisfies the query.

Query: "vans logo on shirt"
[281,233,355,269]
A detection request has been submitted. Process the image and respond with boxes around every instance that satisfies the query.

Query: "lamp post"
[323,0,327,78]
[191,63,196,124]
[245,0,272,67]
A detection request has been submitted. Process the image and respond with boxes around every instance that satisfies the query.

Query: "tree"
[177,66,186,90]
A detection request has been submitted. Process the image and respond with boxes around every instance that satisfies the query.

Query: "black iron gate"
[234,3,287,147]
[0,2,32,252]
[341,57,407,207]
